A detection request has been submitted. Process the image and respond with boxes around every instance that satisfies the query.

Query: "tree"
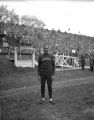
[10,14,19,25]
[20,15,45,28]
[0,5,19,24]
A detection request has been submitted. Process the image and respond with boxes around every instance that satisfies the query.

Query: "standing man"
[89,53,94,72]
[38,45,56,104]
[80,53,85,70]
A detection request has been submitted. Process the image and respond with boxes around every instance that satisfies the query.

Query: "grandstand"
[0,22,94,70]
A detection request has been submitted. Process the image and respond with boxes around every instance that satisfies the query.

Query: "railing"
[54,54,80,68]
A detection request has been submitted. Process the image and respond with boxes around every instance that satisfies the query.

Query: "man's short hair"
[44,45,49,50]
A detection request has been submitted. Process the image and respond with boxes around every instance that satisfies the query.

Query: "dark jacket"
[89,54,94,66]
[80,55,85,65]
[38,53,55,76]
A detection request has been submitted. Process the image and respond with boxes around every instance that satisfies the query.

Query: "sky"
[0,0,94,37]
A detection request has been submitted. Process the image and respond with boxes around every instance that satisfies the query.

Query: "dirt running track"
[0,76,94,98]
[0,76,94,120]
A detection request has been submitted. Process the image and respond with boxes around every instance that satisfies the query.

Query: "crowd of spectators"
[0,22,94,58]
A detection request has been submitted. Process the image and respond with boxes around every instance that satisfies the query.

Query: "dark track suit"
[80,54,85,70]
[38,53,55,99]
[89,54,94,71]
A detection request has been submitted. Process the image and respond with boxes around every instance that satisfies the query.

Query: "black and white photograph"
[0,0,94,120]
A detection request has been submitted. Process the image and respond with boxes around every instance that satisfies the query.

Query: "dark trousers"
[90,65,93,71]
[41,74,52,99]
[81,63,85,70]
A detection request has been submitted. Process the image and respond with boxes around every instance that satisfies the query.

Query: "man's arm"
[38,55,41,76]
[38,55,42,82]
[52,55,55,75]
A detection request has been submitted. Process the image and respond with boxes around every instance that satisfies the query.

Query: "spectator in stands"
[80,53,85,70]
[38,45,56,104]
[89,53,94,71]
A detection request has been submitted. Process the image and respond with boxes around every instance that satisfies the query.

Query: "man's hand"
[51,75,55,81]
[38,76,41,82]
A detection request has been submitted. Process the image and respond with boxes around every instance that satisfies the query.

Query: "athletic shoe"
[39,100,45,104]
[49,100,56,105]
